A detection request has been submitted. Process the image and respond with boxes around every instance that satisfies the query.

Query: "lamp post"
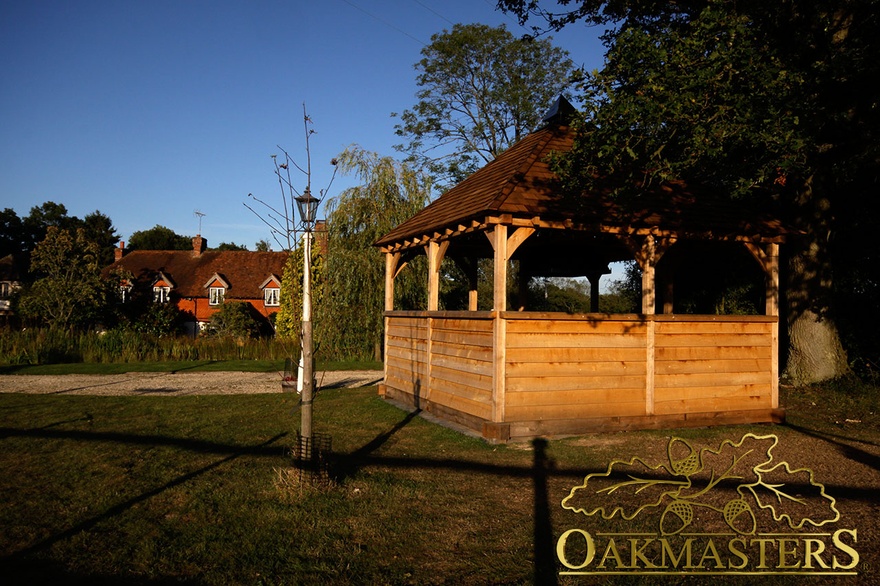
[295,186,320,446]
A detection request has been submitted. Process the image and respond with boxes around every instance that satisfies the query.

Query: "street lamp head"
[295,187,320,227]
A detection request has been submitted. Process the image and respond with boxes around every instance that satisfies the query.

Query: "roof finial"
[539,95,577,127]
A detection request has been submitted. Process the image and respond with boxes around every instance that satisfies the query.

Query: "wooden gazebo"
[374,98,787,442]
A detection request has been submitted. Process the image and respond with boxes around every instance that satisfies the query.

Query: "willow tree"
[320,147,432,360]
[499,0,880,384]
[394,23,575,185]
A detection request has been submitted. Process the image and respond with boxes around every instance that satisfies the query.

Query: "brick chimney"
[192,235,207,257]
[114,241,125,261]
[314,220,328,257]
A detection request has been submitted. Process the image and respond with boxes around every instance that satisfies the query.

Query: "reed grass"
[0,328,297,366]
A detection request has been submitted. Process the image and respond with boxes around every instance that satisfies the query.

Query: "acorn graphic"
[660,500,694,535]
[723,498,757,535]
[668,438,701,476]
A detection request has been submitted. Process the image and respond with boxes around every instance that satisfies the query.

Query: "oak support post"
[586,271,602,313]
[640,237,656,315]
[427,241,448,312]
[468,264,479,311]
[489,225,508,424]
[745,241,781,408]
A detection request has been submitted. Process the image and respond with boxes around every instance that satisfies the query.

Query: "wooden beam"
[506,227,535,258]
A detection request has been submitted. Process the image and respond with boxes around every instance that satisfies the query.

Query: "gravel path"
[0,370,384,396]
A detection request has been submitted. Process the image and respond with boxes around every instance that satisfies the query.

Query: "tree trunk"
[782,179,850,384]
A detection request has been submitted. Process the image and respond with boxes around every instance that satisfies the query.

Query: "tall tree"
[128,225,192,251]
[17,226,111,328]
[499,0,880,384]
[23,201,74,251]
[0,208,26,258]
[394,23,575,185]
[320,146,433,359]
[81,210,120,265]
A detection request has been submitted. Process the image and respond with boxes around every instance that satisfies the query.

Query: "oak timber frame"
[379,215,784,442]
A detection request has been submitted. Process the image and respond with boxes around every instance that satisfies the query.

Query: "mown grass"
[0,382,877,585]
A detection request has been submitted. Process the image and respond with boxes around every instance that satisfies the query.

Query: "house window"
[209,286,225,306]
[264,287,280,306]
[119,284,132,303]
[153,286,171,303]
[0,282,9,299]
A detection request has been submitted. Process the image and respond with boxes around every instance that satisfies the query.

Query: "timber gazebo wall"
[383,311,780,441]
[375,98,787,442]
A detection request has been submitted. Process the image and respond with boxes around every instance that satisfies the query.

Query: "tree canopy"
[17,226,112,328]
[394,23,575,185]
[0,202,119,267]
[497,0,880,382]
[127,225,192,251]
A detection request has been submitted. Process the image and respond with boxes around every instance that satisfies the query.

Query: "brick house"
[103,235,288,336]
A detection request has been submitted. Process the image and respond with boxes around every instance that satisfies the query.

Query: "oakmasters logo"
[556,433,859,577]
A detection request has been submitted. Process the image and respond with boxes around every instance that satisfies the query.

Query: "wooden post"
[745,241,781,409]
[586,271,601,313]
[384,252,400,312]
[662,273,674,314]
[468,262,479,311]
[489,226,508,424]
[427,241,449,311]
[640,237,656,315]
[490,226,508,312]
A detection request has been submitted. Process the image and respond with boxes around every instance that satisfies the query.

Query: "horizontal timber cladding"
[384,312,494,424]
[652,316,775,415]
[504,314,649,422]
[428,316,494,421]
[383,312,779,439]
[385,316,428,403]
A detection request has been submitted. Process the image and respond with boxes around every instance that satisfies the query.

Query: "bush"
[205,301,261,339]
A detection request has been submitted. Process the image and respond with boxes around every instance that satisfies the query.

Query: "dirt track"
[0,370,384,396]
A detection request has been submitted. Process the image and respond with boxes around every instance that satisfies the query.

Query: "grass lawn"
[0,381,877,585]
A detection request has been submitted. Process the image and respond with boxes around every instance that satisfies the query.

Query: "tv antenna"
[194,210,206,234]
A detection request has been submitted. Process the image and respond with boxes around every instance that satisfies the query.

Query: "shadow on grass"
[0,430,287,564]
[330,407,562,584]
[783,421,880,476]
[3,405,878,583]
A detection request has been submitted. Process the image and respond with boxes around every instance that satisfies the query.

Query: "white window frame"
[209,286,225,306]
[153,286,171,303]
[119,283,132,303]
[264,287,280,307]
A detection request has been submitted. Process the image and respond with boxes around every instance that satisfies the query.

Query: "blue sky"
[1,0,606,251]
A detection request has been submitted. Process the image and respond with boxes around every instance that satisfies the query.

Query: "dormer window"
[209,286,225,305]
[264,287,280,306]
[259,275,282,308]
[205,273,230,306]
[119,281,133,303]
[152,272,175,304]
[153,286,171,303]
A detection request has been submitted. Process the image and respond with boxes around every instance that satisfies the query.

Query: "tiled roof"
[375,120,789,249]
[103,250,288,300]
[375,123,570,247]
